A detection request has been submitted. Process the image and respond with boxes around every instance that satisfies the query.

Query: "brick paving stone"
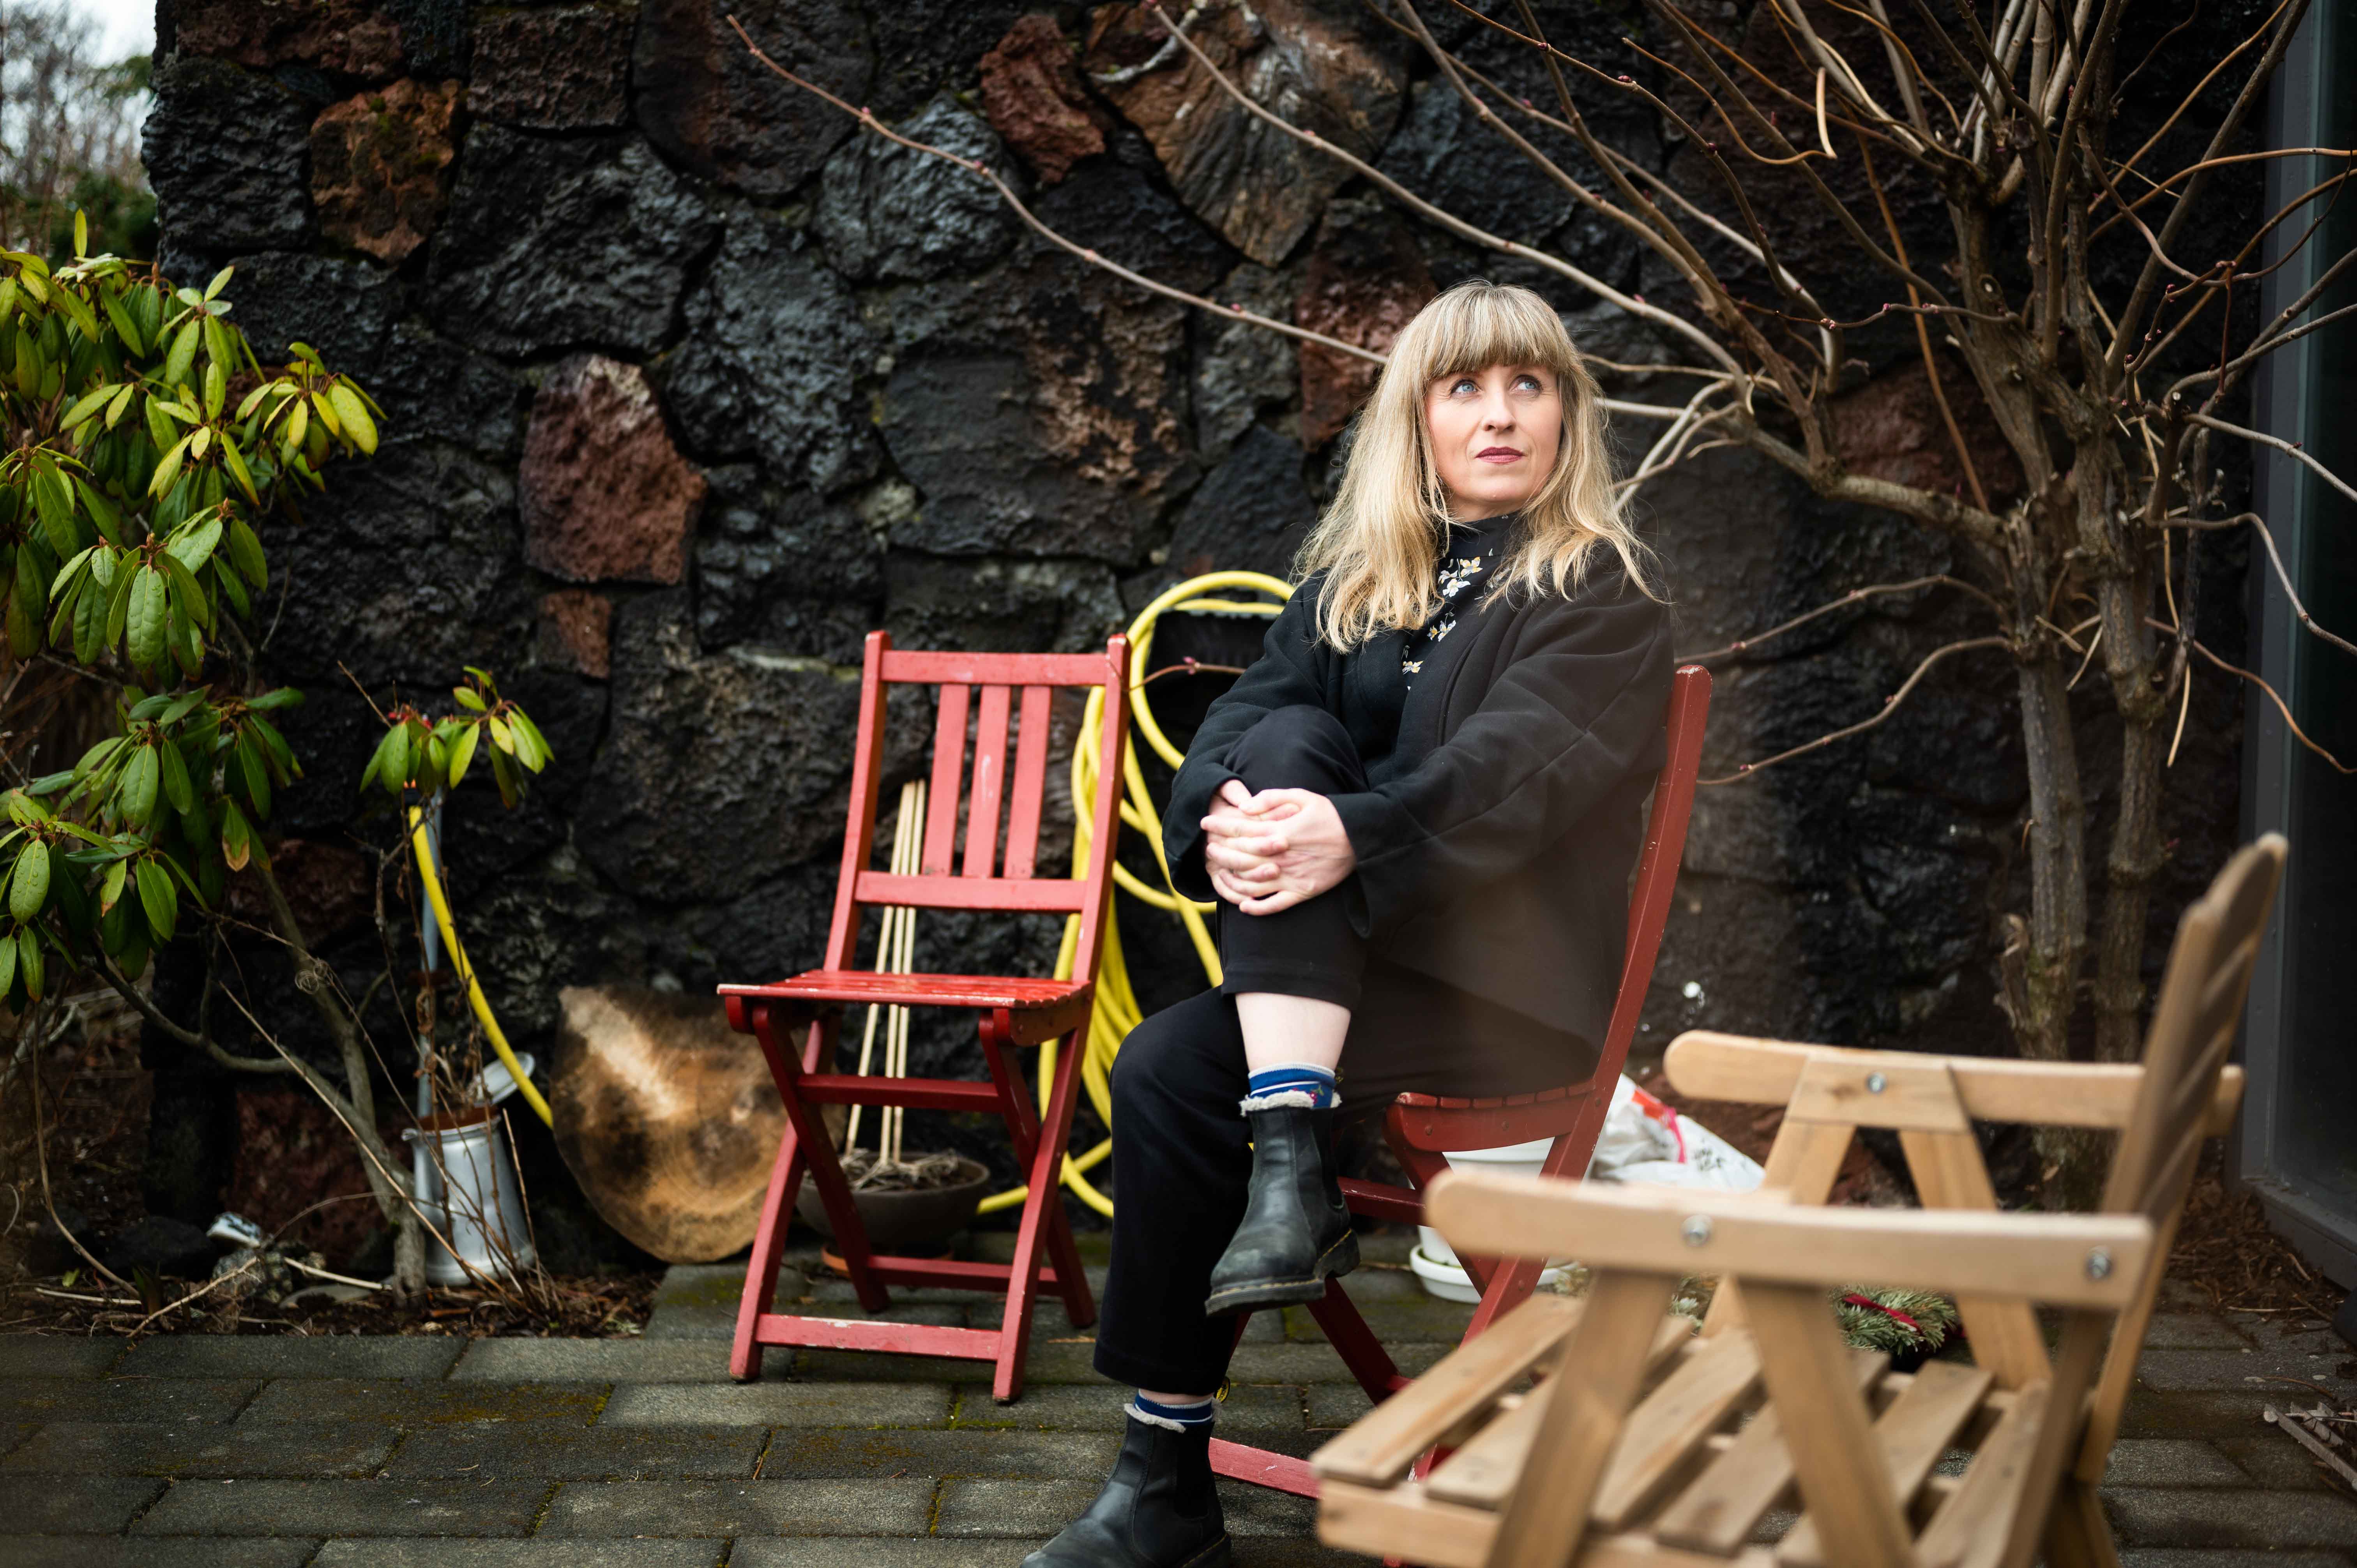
[731,1538,1050,1565]
[937,1475,1320,1538]
[641,1308,742,1342]
[2143,1315,2258,1351]
[2138,1349,2355,1393]
[1283,1298,1475,1346]
[135,1477,554,1536]
[539,1476,935,1536]
[2103,1439,2251,1487]
[2121,1389,2283,1438]
[313,1542,725,1567]
[762,1425,1113,1478]
[117,1335,463,1381]
[2105,1488,2357,1549]
[451,1338,769,1384]
[599,1381,952,1428]
[2213,1432,2340,1490]
[952,1381,1307,1435]
[654,1263,808,1311]
[385,1421,766,1480]
[0,1377,258,1425]
[1223,1341,1448,1384]
[0,1474,165,1533]
[0,1338,125,1378]
[239,1378,606,1426]
[0,1537,319,1567]
[2,1419,397,1477]
[1306,1383,1375,1431]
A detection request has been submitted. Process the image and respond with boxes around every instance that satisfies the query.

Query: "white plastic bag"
[1584,1075,1764,1192]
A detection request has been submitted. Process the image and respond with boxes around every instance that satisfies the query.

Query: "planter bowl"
[795,1155,993,1257]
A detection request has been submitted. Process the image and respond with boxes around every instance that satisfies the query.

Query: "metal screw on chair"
[2085,1247,2113,1281]
[1682,1216,1713,1247]
[1865,1072,1887,1093]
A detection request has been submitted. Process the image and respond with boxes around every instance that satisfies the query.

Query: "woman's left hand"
[1201,784,1357,915]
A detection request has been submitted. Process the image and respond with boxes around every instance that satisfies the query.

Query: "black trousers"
[1092,706,1596,1393]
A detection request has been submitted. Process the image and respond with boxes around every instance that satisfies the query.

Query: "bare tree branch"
[2186,413,2357,509]
[2168,512,2357,662]
[1682,575,2007,662]
[1700,636,2014,784]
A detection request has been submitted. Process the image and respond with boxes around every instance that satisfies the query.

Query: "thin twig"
[2166,513,2357,661]
[1684,576,2006,663]
[2186,414,2357,508]
[2177,632,2353,773]
[1700,637,2013,784]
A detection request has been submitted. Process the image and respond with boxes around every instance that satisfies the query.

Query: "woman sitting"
[1028,279,1673,1568]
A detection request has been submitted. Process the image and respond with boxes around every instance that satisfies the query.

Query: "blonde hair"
[1295,280,1659,648]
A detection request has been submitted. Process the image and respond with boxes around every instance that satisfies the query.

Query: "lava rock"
[1191,263,1298,456]
[1832,358,2025,507]
[373,320,530,459]
[519,355,707,585]
[633,0,871,199]
[426,127,721,360]
[1296,201,1435,447]
[1160,425,1318,582]
[225,840,375,943]
[816,97,1015,283]
[1084,0,1404,267]
[171,0,406,78]
[1029,141,1233,295]
[691,466,883,664]
[664,212,879,495]
[101,1215,219,1281]
[578,593,867,903]
[979,12,1109,185]
[538,590,615,678]
[866,0,1029,119]
[469,5,634,129]
[883,553,1125,655]
[212,252,400,374]
[310,77,460,264]
[143,55,316,259]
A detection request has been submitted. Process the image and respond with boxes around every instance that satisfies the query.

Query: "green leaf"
[203,357,225,421]
[453,685,486,712]
[157,738,193,814]
[218,798,251,872]
[249,715,296,777]
[362,723,404,795]
[247,687,302,711]
[166,514,223,573]
[100,856,127,913]
[8,839,48,921]
[161,552,211,633]
[445,720,480,788]
[148,432,191,500]
[162,317,199,389]
[142,389,176,450]
[134,857,175,942]
[104,381,135,430]
[239,735,272,818]
[205,265,234,302]
[487,715,515,754]
[119,743,159,830]
[327,382,378,455]
[0,923,17,997]
[63,383,115,429]
[227,517,267,588]
[102,557,137,649]
[25,771,72,797]
[73,477,122,546]
[218,434,257,504]
[47,546,95,604]
[18,924,42,1000]
[126,568,166,670]
[161,688,207,727]
[74,211,87,258]
[101,290,142,355]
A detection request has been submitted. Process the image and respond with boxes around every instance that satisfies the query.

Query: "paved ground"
[2,1227,2353,1566]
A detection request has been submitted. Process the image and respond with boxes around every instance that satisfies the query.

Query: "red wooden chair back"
[1215,664,1713,1499]
[823,635,1132,982]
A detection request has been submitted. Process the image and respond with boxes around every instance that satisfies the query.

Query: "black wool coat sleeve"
[1160,558,1674,1045]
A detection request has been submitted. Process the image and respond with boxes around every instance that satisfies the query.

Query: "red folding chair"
[718,631,1131,1403]
[1210,664,1712,1497]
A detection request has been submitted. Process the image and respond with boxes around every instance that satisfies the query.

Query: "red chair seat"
[722,970,1091,1011]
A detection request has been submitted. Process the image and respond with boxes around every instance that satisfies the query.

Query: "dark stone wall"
[140,0,2256,1246]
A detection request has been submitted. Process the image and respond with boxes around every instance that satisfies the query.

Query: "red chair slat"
[882,649,1117,686]
[852,872,1087,912]
[1001,686,1053,880]
[921,684,969,877]
[965,685,1012,878]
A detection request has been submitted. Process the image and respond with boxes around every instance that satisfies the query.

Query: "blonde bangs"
[1295,280,1660,648]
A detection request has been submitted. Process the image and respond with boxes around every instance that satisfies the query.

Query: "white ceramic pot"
[1412,1137,1570,1301]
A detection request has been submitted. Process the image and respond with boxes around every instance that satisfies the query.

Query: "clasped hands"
[1201,779,1356,916]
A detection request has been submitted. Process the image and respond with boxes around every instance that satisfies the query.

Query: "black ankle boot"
[1203,1098,1358,1315]
[1020,1407,1230,1568]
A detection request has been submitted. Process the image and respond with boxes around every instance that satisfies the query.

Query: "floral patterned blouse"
[1400,517,1501,685]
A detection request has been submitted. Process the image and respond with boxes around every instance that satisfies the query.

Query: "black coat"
[1163,554,1674,1046]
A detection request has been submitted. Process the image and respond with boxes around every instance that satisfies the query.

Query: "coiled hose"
[975,570,1293,1218]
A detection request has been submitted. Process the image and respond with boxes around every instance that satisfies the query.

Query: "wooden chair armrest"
[1665,1031,2241,1135]
[1426,1171,2154,1309]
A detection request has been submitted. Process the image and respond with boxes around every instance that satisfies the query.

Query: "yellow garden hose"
[977,570,1294,1217]
[406,804,556,1127]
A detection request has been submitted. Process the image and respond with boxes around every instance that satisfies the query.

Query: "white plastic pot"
[1412,1137,1571,1302]
[404,1109,535,1286]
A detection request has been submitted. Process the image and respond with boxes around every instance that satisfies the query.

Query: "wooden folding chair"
[718,631,1131,1402]
[1214,666,1712,1498]
[1311,833,2287,1568]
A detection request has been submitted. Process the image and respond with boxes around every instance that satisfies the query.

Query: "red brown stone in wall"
[173,0,405,79]
[519,356,707,586]
[979,14,1110,186]
[537,589,615,680]
[469,5,636,129]
[1295,206,1435,449]
[309,78,460,265]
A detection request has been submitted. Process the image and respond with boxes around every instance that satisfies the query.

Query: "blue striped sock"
[1131,1393,1216,1429]
[1246,1062,1336,1109]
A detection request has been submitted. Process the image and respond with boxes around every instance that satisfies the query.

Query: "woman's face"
[1422,362,1563,519]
